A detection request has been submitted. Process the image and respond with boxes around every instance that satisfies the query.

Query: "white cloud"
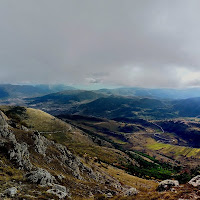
[0,0,200,88]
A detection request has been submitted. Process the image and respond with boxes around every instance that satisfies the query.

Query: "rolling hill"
[173,97,200,117]
[29,90,106,104]
[67,96,175,119]
[29,92,200,120]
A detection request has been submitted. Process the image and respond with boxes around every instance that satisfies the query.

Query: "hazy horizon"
[2,82,200,91]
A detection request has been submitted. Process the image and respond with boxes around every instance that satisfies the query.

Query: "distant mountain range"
[97,87,200,99]
[26,89,200,119]
[0,84,75,99]
[1,84,200,100]
[2,84,200,119]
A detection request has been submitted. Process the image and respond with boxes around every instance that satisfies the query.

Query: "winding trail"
[151,122,175,143]
[126,121,175,144]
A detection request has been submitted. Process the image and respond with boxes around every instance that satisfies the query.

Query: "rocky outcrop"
[55,143,100,180]
[55,142,125,193]
[0,128,16,143]
[26,168,56,185]
[0,111,8,129]
[157,180,179,192]
[188,175,200,187]
[0,116,32,170]
[9,142,32,170]
[55,143,83,179]
[32,131,47,156]
[47,184,70,199]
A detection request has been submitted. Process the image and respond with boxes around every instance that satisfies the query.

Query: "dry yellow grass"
[24,108,71,132]
[101,165,158,192]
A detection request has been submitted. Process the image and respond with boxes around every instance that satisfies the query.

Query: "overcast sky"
[0,0,200,88]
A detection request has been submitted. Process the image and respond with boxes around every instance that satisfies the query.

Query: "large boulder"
[157,180,179,192]
[123,187,138,196]
[188,175,200,187]
[4,187,17,197]
[26,168,55,185]
[47,184,70,199]
[9,142,32,170]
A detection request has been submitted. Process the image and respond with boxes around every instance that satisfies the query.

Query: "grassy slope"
[102,165,158,192]
[0,106,200,199]
[0,106,133,166]
[25,108,71,132]
[0,106,162,199]
[25,109,131,165]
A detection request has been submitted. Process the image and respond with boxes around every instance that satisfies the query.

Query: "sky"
[0,0,200,89]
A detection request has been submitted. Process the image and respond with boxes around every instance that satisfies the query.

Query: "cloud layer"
[0,0,200,88]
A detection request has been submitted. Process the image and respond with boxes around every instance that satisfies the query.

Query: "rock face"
[55,143,98,180]
[26,168,56,185]
[47,184,70,199]
[0,115,32,170]
[188,175,200,187]
[0,128,16,143]
[157,180,179,192]
[32,131,47,156]
[55,143,82,179]
[55,143,123,189]
[9,142,32,170]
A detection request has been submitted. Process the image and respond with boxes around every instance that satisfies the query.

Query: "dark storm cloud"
[0,0,200,87]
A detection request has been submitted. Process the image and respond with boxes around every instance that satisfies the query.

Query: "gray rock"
[0,128,16,143]
[88,191,94,198]
[157,180,179,192]
[0,111,33,171]
[188,175,200,187]
[21,125,29,132]
[32,131,46,156]
[57,174,65,181]
[56,144,84,180]
[123,187,138,196]
[106,192,113,198]
[47,184,70,199]
[0,111,8,129]
[4,187,17,197]
[0,118,32,171]
[9,142,32,170]
[26,168,55,185]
